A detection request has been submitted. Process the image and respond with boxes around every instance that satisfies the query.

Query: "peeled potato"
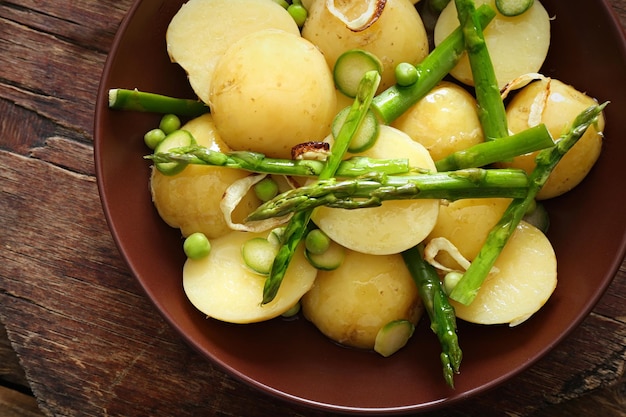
[166,0,299,104]
[150,114,260,239]
[391,81,484,161]
[209,29,337,159]
[184,231,317,323]
[434,0,550,88]
[450,221,557,326]
[496,78,605,199]
[301,249,422,349]
[311,125,440,255]
[302,0,429,92]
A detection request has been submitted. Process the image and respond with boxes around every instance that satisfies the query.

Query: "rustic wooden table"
[0,1,625,416]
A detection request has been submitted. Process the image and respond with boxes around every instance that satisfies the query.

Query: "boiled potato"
[209,29,337,159]
[450,221,557,326]
[311,125,440,255]
[301,249,422,349]
[184,231,317,323]
[166,0,299,104]
[302,0,429,92]
[496,78,605,199]
[434,0,550,88]
[391,81,484,161]
[426,198,512,266]
[150,114,260,239]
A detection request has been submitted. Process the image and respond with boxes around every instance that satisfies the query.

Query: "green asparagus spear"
[108,88,209,117]
[246,168,530,221]
[449,103,608,305]
[454,0,508,141]
[434,124,553,171]
[402,245,462,388]
[262,70,382,304]
[146,145,411,177]
[371,3,496,124]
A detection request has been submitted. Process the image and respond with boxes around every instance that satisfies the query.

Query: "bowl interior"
[94,0,626,414]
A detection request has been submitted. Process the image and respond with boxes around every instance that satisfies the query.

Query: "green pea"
[254,177,279,202]
[159,114,182,135]
[305,229,331,255]
[287,4,307,27]
[144,128,166,150]
[443,271,463,295]
[395,62,419,87]
[183,232,211,260]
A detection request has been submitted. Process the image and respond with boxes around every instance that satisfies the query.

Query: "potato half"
[434,0,550,88]
[450,221,557,326]
[311,125,440,255]
[184,231,317,323]
[166,0,299,104]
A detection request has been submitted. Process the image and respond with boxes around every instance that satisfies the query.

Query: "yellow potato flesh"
[150,114,260,239]
[209,29,337,159]
[434,0,550,88]
[311,125,440,255]
[450,221,557,326]
[166,0,299,104]
[497,78,605,200]
[302,0,429,92]
[184,231,317,323]
[391,81,484,161]
[301,249,422,349]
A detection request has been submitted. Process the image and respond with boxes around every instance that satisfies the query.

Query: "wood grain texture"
[0,1,624,416]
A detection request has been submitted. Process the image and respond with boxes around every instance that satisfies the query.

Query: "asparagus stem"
[146,145,411,177]
[455,0,508,141]
[371,4,496,124]
[108,88,208,117]
[449,103,608,305]
[402,245,462,388]
[262,71,382,304]
[246,168,530,221]
[429,0,452,13]
[434,123,554,171]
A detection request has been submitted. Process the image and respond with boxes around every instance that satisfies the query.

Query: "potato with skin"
[302,0,429,92]
[426,197,512,266]
[450,221,557,326]
[150,114,260,239]
[166,0,299,104]
[184,231,317,323]
[209,29,337,159]
[391,81,484,161]
[311,125,440,255]
[496,78,605,200]
[302,248,422,350]
[434,0,550,88]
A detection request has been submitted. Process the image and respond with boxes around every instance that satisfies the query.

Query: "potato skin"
[496,78,605,199]
[302,0,429,92]
[392,81,484,161]
[302,249,422,350]
[150,114,260,238]
[209,29,336,159]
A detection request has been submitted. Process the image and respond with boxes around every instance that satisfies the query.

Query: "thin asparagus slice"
[435,123,553,171]
[146,145,410,177]
[246,168,530,221]
[449,103,608,305]
[402,245,462,388]
[108,88,209,117]
[262,70,382,305]
[371,3,496,124]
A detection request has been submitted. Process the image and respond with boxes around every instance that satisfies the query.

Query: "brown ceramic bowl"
[94,1,626,414]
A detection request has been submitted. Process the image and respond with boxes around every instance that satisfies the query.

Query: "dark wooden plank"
[0,385,42,417]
